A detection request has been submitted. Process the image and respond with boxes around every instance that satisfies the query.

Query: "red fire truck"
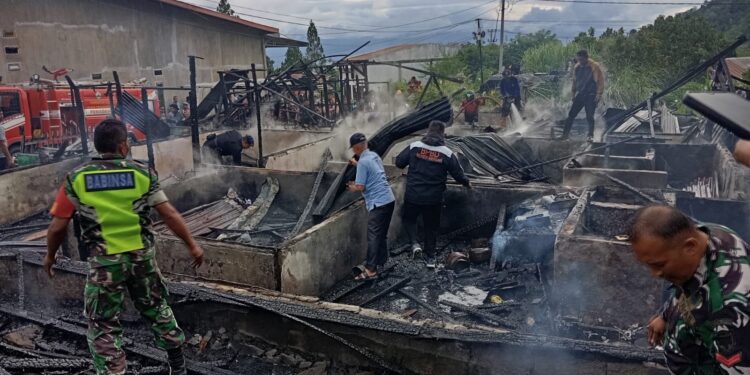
[0,82,160,154]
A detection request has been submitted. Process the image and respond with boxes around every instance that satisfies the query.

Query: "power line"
[186,0,498,32]
[285,19,483,36]
[234,0,498,31]
[479,18,655,24]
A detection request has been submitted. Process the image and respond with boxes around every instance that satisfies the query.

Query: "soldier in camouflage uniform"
[630,205,750,374]
[44,119,204,375]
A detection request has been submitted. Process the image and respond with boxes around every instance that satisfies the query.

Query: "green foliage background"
[394,1,746,109]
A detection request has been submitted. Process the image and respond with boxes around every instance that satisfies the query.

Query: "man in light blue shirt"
[347,133,395,280]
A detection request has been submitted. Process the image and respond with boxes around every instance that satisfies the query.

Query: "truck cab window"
[0,92,21,117]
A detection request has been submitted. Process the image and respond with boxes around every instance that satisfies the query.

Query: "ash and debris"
[0,212,52,242]
[322,192,647,346]
[154,185,302,248]
[0,305,379,375]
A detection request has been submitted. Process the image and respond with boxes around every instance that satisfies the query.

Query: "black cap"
[244,135,254,146]
[349,132,366,148]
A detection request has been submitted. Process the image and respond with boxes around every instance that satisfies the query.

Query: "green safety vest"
[70,166,154,255]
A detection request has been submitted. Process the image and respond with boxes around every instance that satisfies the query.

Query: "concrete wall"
[280,200,368,295]
[131,136,194,181]
[0,157,84,225]
[264,135,334,172]
[155,234,279,289]
[1,0,269,98]
[563,166,668,189]
[130,128,335,179]
[587,142,750,198]
[554,191,663,328]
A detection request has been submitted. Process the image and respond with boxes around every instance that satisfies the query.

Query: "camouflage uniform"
[51,157,185,375]
[660,224,750,374]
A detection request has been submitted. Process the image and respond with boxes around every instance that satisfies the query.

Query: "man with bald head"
[630,205,750,374]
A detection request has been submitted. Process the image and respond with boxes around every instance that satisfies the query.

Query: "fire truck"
[0,81,162,154]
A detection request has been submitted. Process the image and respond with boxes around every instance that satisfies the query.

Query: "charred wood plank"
[218,177,279,240]
[358,277,411,307]
[397,289,456,322]
[440,301,518,329]
[475,302,522,313]
[0,341,84,360]
[0,341,42,358]
[0,307,243,375]
[312,163,351,223]
[0,224,49,234]
[290,148,332,238]
[0,357,89,370]
[0,241,45,248]
[593,172,663,204]
[325,281,369,302]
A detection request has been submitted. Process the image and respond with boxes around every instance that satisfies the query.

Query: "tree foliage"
[216,0,235,16]
[427,29,563,90]
[266,56,275,75]
[688,1,750,41]
[503,30,559,68]
[280,47,304,71]
[411,0,739,108]
[520,12,729,107]
[306,21,325,67]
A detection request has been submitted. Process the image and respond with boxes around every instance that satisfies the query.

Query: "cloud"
[182,0,694,61]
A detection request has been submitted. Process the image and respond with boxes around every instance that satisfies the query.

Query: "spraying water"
[509,104,525,131]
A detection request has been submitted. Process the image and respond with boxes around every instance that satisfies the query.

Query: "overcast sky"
[184,0,697,61]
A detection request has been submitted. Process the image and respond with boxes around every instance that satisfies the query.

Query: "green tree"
[520,11,729,107]
[216,0,235,16]
[306,21,325,66]
[280,47,304,71]
[266,56,275,75]
[688,0,750,41]
[503,30,559,68]
[522,40,580,73]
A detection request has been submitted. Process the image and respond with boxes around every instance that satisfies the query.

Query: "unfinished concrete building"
[347,44,462,92]
[0,0,287,88]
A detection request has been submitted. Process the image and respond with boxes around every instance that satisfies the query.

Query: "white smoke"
[327,90,411,161]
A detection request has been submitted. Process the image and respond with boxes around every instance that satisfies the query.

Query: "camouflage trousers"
[84,254,185,375]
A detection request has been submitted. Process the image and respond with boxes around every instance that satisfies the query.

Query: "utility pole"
[473,19,486,84]
[499,0,506,73]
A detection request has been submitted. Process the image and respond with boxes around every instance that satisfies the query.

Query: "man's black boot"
[167,346,187,375]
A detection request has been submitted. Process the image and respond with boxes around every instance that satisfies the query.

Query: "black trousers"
[464,111,478,125]
[561,93,597,137]
[402,201,441,257]
[366,202,395,270]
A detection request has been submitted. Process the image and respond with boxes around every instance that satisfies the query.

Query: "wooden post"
[140,87,155,169]
[251,63,264,168]
[188,56,201,167]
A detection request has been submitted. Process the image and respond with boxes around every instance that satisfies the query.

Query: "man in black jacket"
[202,130,254,165]
[395,121,471,267]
